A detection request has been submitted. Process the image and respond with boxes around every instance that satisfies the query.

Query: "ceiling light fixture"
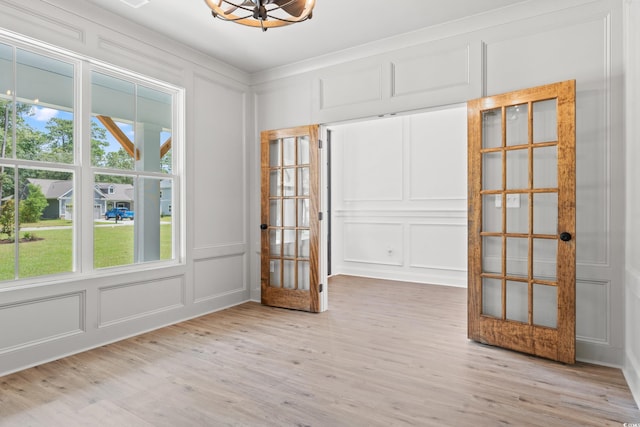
[204,0,315,32]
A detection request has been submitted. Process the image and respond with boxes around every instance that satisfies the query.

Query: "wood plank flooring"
[0,275,638,426]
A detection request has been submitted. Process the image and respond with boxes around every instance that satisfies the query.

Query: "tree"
[20,183,48,223]
[105,148,135,170]
[0,199,16,240]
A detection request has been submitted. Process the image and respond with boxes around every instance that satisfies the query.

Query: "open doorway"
[321,104,468,287]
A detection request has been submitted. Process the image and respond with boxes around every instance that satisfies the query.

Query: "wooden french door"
[467,80,576,363]
[260,125,322,312]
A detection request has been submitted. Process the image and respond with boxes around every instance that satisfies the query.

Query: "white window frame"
[0,31,184,288]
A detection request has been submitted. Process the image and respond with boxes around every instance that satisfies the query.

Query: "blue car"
[105,208,134,220]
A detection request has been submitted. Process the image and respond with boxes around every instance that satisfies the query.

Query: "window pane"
[0,43,13,162]
[94,175,135,268]
[0,167,16,281]
[159,178,173,261]
[137,85,172,174]
[92,72,135,170]
[16,50,74,164]
[0,43,12,98]
[18,169,73,279]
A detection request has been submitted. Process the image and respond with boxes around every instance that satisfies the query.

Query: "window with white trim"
[0,35,182,283]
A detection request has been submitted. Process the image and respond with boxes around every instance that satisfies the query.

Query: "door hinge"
[319,139,323,149]
[318,212,323,221]
[319,283,323,293]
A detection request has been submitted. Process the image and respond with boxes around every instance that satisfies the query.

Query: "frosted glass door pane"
[533,193,557,235]
[533,99,557,143]
[270,260,281,287]
[482,278,502,318]
[298,167,309,196]
[482,195,502,233]
[298,230,309,258]
[298,261,310,291]
[269,140,281,166]
[533,146,557,188]
[533,238,557,281]
[270,230,281,256]
[269,200,281,226]
[482,108,502,149]
[506,281,528,323]
[506,194,528,234]
[283,260,295,289]
[283,137,295,166]
[533,284,558,328]
[506,238,528,277]
[283,230,296,257]
[482,236,502,275]
[506,104,528,146]
[298,199,309,227]
[506,149,528,190]
[483,152,502,190]
[270,170,281,196]
[283,168,295,196]
[298,136,309,165]
[283,199,295,227]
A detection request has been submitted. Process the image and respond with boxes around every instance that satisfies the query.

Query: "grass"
[0,222,172,281]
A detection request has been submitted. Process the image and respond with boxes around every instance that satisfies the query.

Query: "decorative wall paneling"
[0,293,84,354]
[0,0,251,377]
[99,277,185,327]
[330,108,468,287]
[311,38,481,124]
[624,0,640,408]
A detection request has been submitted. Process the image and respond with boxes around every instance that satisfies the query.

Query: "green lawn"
[0,223,172,281]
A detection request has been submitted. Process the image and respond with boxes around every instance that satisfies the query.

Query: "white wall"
[0,0,252,376]
[329,107,467,286]
[624,0,640,409]
[251,0,629,369]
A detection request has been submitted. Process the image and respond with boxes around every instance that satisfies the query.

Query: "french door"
[260,125,323,312]
[467,80,576,363]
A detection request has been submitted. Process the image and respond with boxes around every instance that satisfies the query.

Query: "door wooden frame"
[467,80,576,363]
[260,124,323,312]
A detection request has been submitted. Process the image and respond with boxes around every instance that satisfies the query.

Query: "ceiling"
[83,0,527,74]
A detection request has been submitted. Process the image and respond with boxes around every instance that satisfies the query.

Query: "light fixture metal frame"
[204,0,316,31]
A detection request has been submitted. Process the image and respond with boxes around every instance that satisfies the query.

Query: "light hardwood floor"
[0,275,638,426]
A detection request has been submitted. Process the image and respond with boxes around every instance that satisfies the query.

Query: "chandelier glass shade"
[204,0,316,31]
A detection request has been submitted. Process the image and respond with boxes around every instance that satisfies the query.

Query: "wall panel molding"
[194,255,246,303]
[576,280,610,344]
[408,224,467,272]
[0,292,85,354]
[98,277,185,327]
[391,44,470,97]
[342,222,404,266]
[0,1,85,44]
[319,64,384,110]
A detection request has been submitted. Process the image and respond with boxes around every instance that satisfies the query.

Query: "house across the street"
[27,178,134,220]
